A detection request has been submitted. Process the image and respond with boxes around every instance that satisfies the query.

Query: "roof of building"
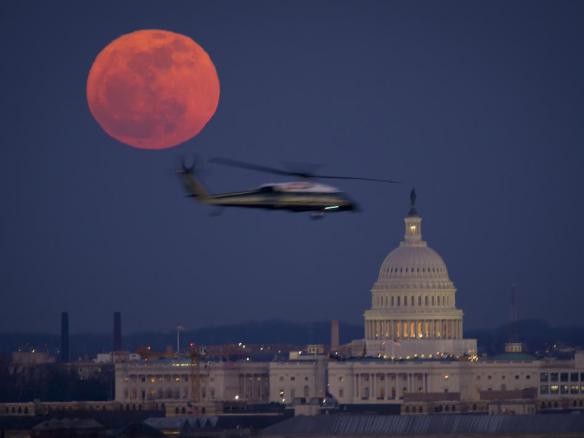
[488,352,536,361]
[32,418,104,431]
[262,414,584,436]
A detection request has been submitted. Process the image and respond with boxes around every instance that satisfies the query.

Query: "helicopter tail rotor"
[177,156,210,201]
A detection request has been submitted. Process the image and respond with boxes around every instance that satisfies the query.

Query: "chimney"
[330,320,340,353]
[60,312,70,363]
[113,312,122,352]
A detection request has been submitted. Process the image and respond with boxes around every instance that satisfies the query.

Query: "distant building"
[108,193,584,416]
[11,351,55,365]
[114,359,269,409]
[95,352,141,363]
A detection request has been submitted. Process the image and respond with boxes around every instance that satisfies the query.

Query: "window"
[571,373,579,382]
[550,373,558,382]
[550,384,559,394]
[418,296,422,306]
[391,296,394,306]
[560,373,569,382]
[425,296,428,306]
[397,297,400,306]
[404,296,407,306]
[540,373,549,383]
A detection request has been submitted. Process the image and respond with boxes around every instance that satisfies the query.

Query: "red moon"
[87,30,220,150]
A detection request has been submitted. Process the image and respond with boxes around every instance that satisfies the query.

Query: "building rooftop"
[262,414,584,436]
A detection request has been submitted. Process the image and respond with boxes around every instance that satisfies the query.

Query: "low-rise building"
[114,359,269,406]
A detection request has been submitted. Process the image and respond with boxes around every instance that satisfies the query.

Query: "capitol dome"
[378,245,450,282]
[363,189,467,350]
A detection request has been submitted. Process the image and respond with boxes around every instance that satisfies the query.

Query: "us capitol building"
[360,190,476,358]
[111,192,584,416]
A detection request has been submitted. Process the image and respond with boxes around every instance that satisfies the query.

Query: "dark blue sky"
[1,1,583,333]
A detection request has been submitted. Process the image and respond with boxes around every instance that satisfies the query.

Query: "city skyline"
[2,1,584,333]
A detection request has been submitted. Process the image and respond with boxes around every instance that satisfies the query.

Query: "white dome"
[371,210,455,290]
[378,244,449,281]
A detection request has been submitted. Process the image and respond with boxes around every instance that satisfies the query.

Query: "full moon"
[87,30,220,150]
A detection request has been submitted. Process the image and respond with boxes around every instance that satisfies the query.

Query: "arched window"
[425,296,428,306]
[432,296,435,306]
[418,296,421,306]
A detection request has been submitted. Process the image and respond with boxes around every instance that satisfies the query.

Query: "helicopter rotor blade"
[209,157,308,178]
[311,174,401,184]
[210,157,401,183]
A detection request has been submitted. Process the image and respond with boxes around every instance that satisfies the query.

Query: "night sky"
[1,1,583,334]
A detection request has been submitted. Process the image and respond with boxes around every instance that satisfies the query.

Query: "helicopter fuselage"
[179,172,357,213]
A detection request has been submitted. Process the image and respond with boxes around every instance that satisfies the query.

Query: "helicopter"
[177,157,399,217]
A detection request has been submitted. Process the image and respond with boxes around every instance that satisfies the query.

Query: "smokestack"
[60,312,70,363]
[330,320,340,353]
[509,284,518,341]
[113,312,122,352]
